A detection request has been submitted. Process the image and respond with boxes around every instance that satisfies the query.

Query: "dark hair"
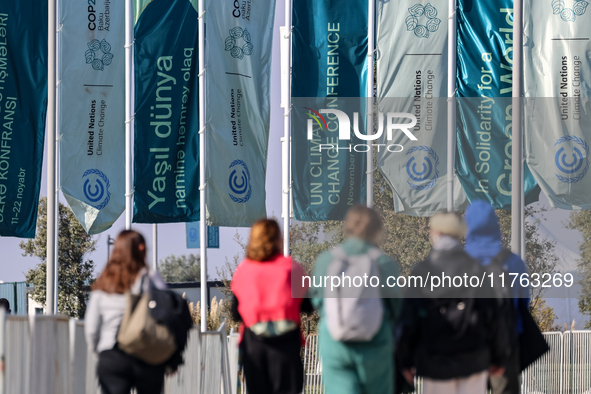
[92,230,147,294]
[0,298,10,314]
[246,219,282,261]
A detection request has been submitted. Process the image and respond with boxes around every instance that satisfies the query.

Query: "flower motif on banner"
[554,136,590,183]
[406,146,440,191]
[228,160,252,203]
[552,0,589,22]
[405,3,442,38]
[82,169,111,210]
[85,39,114,71]
[225,27,253,60]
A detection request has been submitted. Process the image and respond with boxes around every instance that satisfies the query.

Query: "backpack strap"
[331,245,347,262]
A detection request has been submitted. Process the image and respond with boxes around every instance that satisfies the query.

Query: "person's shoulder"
[505,251,528,273]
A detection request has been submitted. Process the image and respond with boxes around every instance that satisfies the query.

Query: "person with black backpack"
[464,200,538,394]
[85,230,192,394]
[397,212,510,394]
[309,206,402,394]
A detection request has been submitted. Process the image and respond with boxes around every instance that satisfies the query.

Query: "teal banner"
[204,0,275,227]
[0,2,47,238]
[133,0,200,223]
[524,1,591,209]
[60,0,125,234]
[456,1,539,208]
[376,0,468,216]
[291,0,368,221]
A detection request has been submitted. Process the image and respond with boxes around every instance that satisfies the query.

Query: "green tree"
[21,197,96,318]
[159,254,201,282]
[567,210,591,329]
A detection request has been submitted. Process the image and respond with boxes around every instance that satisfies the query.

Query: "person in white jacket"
[85,230,167,394]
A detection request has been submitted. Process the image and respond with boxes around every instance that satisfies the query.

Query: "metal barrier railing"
[0,313,589,394]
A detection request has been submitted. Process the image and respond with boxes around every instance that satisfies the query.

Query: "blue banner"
[133,0,200,223]
[0,2,47,238]
[186,222,219,249]
[291,0,368,221]
[456,0,540,208]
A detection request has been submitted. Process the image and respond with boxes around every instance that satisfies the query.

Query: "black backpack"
[149,282,193,370]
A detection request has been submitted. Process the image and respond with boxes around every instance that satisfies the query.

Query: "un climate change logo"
[228,160,252,203]
[554,136,589,183]
[552,0,589,21]
[406,3,442,38]
[225,27,253,60]
[85,39,114,71]
[82,169,111,210]
[406,146,440,191]
[188,227,198,243]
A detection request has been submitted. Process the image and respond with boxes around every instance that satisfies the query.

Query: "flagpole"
[124,0,133,230]
[55,0,62,314]
[281,0,293,256]
[198,0,208,332]
[366,0,375,208]
[46,0,57,315]
[446,0,457,213]
[511,0,524,256]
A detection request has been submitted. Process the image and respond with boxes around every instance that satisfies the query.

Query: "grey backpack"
[324,246,384,342]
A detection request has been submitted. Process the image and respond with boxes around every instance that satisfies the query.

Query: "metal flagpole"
[198,0,208,332]
[281,0,293,256]
[446,0,457,213]
[152,224,158,271]
[124,0,133,230]
[511,0,524,256]
[46,0,57,315]
[55,1,62,313]
[366,0,375,208]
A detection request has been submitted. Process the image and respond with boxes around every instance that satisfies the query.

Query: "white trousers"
[422,371,488,394]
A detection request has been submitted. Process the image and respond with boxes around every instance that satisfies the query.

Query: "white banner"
[376,0,467,216]
[60,0,125,234]
[524,0,591,209]
[205,0,275,226]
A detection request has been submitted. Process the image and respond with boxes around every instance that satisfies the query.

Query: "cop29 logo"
[554,136,589,183]
[228,160,252,203]
[85,39,114,71]
[225,27,253,60]
[82,169,111,210]
[552,0,589,22]
[406,3,442,38]
[406,146,439,191]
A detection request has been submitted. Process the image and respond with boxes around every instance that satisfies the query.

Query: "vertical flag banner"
[291,0,368,221]
[205,0,275,227]
[186,222,220,249]
[456,0,540,208]
[376,0,468,216]
[524,0,591,209]
[133,0,200,223]
[0,1,48,238]
[60,0,125,234]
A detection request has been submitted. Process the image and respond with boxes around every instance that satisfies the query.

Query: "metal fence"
[0,311,589,394]
[302,331,591,394]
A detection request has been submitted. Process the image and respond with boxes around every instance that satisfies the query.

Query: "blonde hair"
[246,219,282,261]
[429,212,466,239]
[343,205,383,243]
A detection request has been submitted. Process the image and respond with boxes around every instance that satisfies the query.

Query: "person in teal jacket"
[308,205,402,394]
